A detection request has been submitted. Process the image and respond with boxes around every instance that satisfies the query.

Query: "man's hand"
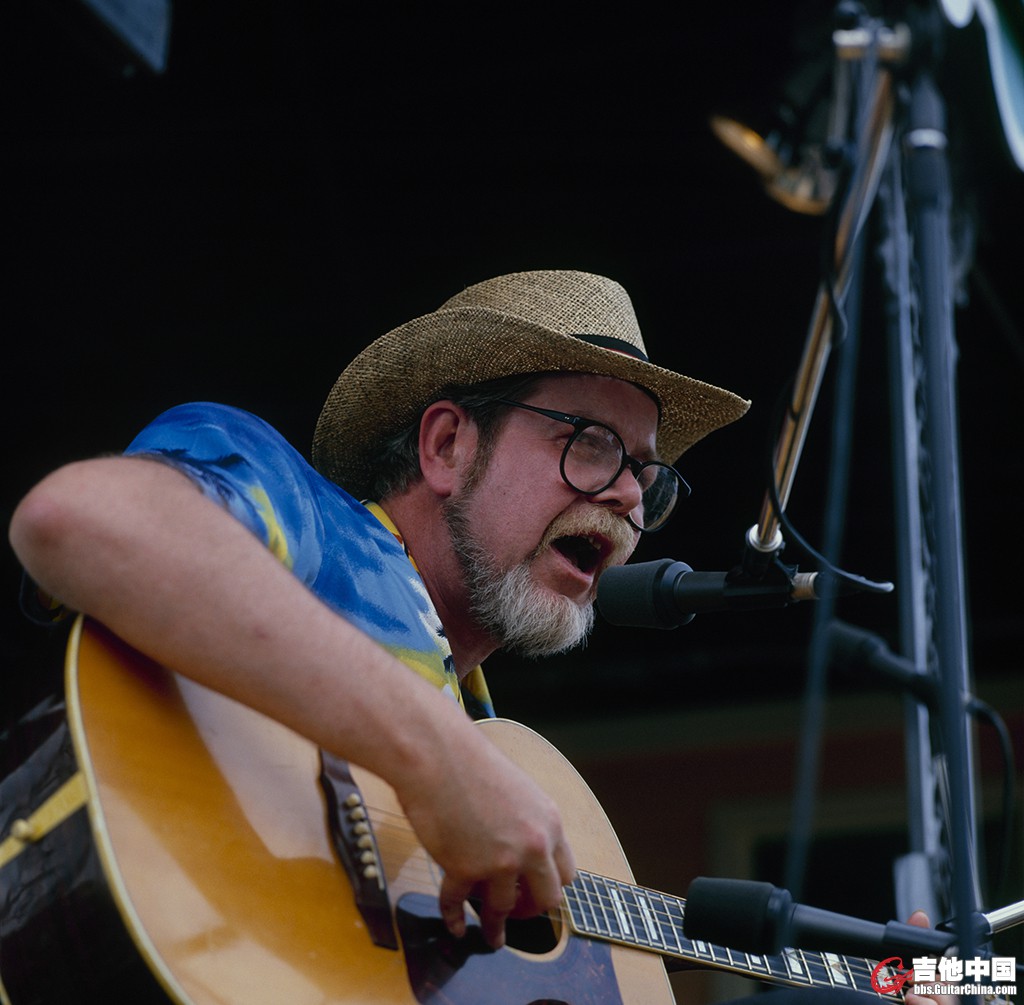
[903,910,959,1005]
[396,728,576,950]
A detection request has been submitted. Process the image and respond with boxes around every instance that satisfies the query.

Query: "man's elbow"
[10,466,84,571]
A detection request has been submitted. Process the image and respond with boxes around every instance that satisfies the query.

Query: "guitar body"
[0,618,673,1004]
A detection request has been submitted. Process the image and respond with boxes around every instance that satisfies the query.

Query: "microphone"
[825,619,940,709]
[683,877,956,959]
[596,559,819,628]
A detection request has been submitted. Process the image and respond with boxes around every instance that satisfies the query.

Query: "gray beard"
[443,498,595,660]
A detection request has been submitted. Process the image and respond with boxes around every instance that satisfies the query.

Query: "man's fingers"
[509,843,576,920]
[438,848,575,949]
[555,836,577,888]
[439,873,518,949]
[438,875,472,939]
[477,878,519,949]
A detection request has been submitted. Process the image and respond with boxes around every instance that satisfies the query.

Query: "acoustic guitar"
[0,617,904,1004]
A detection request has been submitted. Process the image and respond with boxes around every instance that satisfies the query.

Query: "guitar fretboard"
[564,871,902,1000]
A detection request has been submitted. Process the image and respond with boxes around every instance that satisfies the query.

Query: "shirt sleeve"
[122,401,497,719]
[124,402,328,584]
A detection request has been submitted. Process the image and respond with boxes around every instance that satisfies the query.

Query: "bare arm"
[9,455,574,946]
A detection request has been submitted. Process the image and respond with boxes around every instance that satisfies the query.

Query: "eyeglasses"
[497,399,690,532]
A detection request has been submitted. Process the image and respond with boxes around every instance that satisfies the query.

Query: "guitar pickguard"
[396,892,624,1005]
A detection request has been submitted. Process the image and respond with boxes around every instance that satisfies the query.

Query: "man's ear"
[417,401,479,497]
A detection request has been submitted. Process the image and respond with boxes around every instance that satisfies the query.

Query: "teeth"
[551,533,607,575]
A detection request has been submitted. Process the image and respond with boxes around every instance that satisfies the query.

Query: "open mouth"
[552,534,604,575]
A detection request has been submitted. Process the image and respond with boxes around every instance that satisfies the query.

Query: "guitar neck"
[564,871,899,1000]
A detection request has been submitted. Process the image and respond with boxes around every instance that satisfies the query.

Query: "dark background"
[4,0,1021,716]
[2,0,1022,979]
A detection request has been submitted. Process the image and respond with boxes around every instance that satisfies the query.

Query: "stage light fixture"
[709,30,840,217]
[710,109,837,216]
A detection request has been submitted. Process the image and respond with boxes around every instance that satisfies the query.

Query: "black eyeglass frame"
[495,398,691,532]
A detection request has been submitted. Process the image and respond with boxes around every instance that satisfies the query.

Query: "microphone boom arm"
[753,34,901,556]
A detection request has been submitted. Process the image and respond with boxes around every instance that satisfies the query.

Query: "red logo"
[871,957,915,995]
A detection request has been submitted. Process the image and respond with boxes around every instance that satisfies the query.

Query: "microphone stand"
[738,3,985,977]
[745,16,901,565]
[899,51,982,970]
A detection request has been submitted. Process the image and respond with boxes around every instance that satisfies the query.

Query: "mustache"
[532,505,638,570]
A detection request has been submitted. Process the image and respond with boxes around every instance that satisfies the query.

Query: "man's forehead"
[526,372,661,448]
[528,372,661,417]
[530,370,653,397]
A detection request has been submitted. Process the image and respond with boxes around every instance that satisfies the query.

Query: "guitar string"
[362,804,890,990]
[572,873,891,999]
[569,883,888,998]
[357,802,889,997]
[570,880,884,991]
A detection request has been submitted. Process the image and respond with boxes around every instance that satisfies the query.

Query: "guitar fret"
[635,889,660,945]
[800,949,820,985]
[650,891,681,953]
[621,886,646,944]
[824,952,850,987]
[564,877,590,933]
[638,890,663,945]
[849,957,869,990]
[613,879,658,947]
[801,950,832,988]
[608,884,634,940]
[564,871,894,1000]
[662,894,685,954]
[804,949,823,984]
[577,876,598,934]
[851,956,893,997]
[784,947,810,983]
[579,879,600,934]
[584,872,619,938]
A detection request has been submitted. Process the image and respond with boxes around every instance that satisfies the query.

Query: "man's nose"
[588,465,644,523]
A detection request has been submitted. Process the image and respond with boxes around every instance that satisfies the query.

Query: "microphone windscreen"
[684,877,777,953]
[596,559,690,628]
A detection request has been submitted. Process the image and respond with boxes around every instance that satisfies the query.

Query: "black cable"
[761,24,895,599]
[967,697,1017,899]
[763,378,894,596]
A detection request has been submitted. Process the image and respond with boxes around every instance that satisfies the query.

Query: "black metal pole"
[904,65,981,969]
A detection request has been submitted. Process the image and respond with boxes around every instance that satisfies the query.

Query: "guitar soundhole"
[504,913,560,954]
[465,897,560,955]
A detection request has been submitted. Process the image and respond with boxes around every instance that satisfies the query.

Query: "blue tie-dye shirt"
[123,401,494,719]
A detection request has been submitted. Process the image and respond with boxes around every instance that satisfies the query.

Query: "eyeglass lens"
[563,424,680,530]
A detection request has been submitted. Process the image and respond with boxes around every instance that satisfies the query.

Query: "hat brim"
[312,305,750,496]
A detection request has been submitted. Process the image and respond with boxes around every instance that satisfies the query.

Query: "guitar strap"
[17,572,70,628]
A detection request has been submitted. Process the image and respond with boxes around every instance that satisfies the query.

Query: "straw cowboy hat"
[312,270,750,496]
